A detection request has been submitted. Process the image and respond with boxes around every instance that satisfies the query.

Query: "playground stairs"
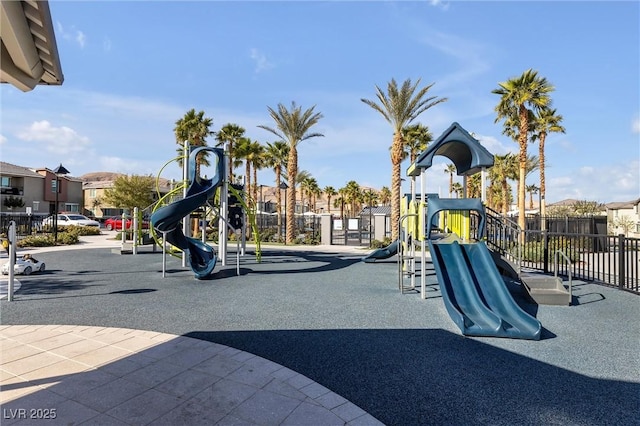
[520,273,571,306]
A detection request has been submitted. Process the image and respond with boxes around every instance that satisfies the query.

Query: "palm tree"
[526,184,539,210]
[493,69,554,234]
[452,182,464,198]
[258,102,324,244]
[467,173,482,198]
[248,141,265,207]
[533,108,565,219]
[264,141,289,234]
[174,109,214,176]
[323,186,337,214]
[361,78,447,240]
[490,153,518,216]
[402,123,433,163]
[379,186,391,206]
[174,109,214,236]
[444,164,457,197]
[215,123,245,182]
[295,170,312,214]
[343,180,362,217]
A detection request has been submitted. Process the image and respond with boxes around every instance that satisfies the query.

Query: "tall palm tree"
[343,180,362,217]
[323,186,337,214]
[445,164,457,197]
[361,78,447,240]
[532,108,565,219]
[451,182,464,198]
[467,173,482,198]
[402,123,433,163]
[174,109,214,176]
[264,141,289,234]
[526,184,539,210]
[295,170,312,214]
[234,137,252,193]
[490,153,518,216]
[174,109,214,237]
[379,186,391,206]
[215,123,245,182]
[259,102,324,244]
[493,69,554,234]
[248,141,265,206]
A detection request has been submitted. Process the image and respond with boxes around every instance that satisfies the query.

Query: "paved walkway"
[1,233,381,425]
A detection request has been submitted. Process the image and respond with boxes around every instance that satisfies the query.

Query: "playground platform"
[1,237,639,425]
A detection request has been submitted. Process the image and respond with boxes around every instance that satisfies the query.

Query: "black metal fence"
[0,214,47,239]
[482,210,639,295]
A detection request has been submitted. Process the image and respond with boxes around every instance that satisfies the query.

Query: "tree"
[451,182,464,198]
[467,173,482,198]
[323,186,337,214]
[445,164,457,197]
[215,123,245,182]
[379,186,391,206]
[489,153,518,216]
[526,184,539,210]
[174,109,214,176]
[402,123,433,163]
[103,175,155,214]
[259,102,324,244]
[264,141,289,236]
[342,180,362,217]
[532,108,565,218]
[296,170,312,213]
[610,215,635,237]
[493,69,554,236]
[361,78,447,240]
[248,141,265,206]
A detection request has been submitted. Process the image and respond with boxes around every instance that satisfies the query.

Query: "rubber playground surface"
[1,241,639,425]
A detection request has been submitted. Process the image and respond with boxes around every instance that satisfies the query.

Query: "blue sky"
[1,1,639,204]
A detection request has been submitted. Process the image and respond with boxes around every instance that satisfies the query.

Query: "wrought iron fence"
[481,209,639,295]
[0,214,47,239]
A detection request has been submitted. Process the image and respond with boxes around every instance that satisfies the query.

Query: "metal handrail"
[554,249,573,305]
[485,208,524,278]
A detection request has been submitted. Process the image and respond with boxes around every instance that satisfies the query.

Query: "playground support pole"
[182,140,189,268]
[219,143,229,266]
[7,221,16,301]
[481,168,487,203]
[133,207,138,255]
[420,171,427,299]
[161,230,167,278]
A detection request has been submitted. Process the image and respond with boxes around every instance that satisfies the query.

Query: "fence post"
[618,234,625,290]
[543,230,549,274]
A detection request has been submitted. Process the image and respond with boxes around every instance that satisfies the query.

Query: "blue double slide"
[151,147,224,279]
[429,235,541,340]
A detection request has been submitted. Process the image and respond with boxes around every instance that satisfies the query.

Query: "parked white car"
[42,214,100,228]
[1,255,46,275]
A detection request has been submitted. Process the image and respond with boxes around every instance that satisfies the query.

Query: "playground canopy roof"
[0,0,64,92]
[407,122,494,177]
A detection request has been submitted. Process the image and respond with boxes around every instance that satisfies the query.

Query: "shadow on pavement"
[185,328,639,426]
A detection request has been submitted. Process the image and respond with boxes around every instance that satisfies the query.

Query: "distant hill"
[79,172,123,182]
[80,172,172,188]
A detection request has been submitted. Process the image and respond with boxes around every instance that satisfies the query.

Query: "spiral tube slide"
[151,147,224,279]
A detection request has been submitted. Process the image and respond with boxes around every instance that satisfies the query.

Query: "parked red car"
[104,216,149,231]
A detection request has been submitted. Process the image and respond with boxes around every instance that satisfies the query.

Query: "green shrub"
[370,237,392,249]
[17,234,54,247]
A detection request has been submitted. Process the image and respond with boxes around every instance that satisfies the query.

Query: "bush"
[16,230,79,247]
[370,237,392,249]
[17,234,54,247]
